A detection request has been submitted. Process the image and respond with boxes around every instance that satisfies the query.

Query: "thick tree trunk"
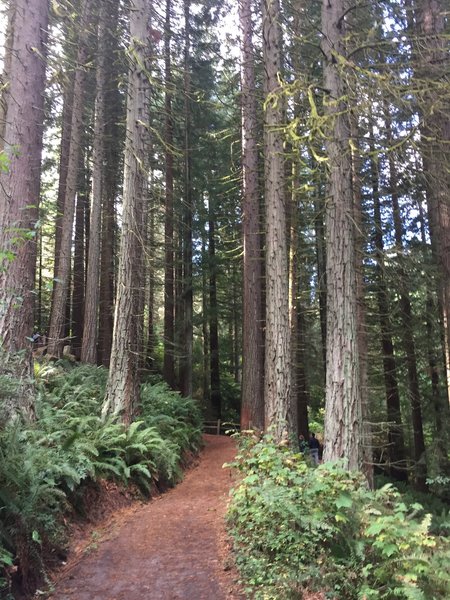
[0,2,15,150]
[47,0,92,357]
[98,0,121,367]
[0,0,49,420]
[239,0,264,430]
[262,0,293,441]
[103,0,151,422]
[322,0,363,470]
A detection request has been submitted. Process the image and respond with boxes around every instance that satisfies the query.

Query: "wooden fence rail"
[203,420,240,435]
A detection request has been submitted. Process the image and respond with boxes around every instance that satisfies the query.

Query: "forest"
[0,0,450,597]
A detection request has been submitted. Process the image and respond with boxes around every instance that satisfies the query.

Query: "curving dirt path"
[49,435,244,600]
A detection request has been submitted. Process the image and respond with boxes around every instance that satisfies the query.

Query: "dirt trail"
[49,435,244,600]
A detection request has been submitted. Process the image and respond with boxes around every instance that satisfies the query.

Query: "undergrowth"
[227,435,450,600]
[0,362,202,596]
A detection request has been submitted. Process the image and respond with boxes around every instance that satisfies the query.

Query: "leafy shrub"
[140,381,203,457]
[227,435,450,599]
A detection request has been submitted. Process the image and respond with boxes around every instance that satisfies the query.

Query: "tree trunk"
[262,0,293,441]
[416,197,449,473]
[313,176,327,380]
[209,203,221,420]
[350,114,372,485]
[72,159,88,358]
[98,0,122,368]
[103,0,151,422]
[201,232,210,406]
[179,0,193,398]
[146,199,156,371]
[384,108,427,490]
[0,0,48,420]
[163,0,175,387]
[47,0,92,357]
[414,0,450,406]
[81,0,107,364]
[369,128,407,481]
[239,0,264,430]
[321,0,363,470]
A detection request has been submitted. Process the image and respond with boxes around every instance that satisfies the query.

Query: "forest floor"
[46,434,245,600]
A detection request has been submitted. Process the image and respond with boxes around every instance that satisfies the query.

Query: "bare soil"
[47,435,245,600]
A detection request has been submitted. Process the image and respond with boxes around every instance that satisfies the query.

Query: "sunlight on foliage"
[227,435,450,599]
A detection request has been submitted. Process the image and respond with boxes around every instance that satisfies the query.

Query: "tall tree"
[369,129,407,481]
[98,0,123,367]
[81,0,107,364]
[321,0,363,469]
[163,0,176,387]
[208,196,221,419]
[385,108,427,490]
[0,0,49,419]
[239,0,264,430]
[47,0,93,356]
[103,0,152,422]
[262,0,293,440]
[179,0,193,398]
[413,0,450,405]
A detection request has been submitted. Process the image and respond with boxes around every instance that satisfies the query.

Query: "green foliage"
[227,436,450,599]
[0,363,202,593]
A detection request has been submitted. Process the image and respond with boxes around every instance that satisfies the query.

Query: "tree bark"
[239,0,264,430]
[98,0,122,367]
[163,0,176,387]
[0,0,48,420]
[262,0,293,441]
[71,158,88,358]
[413,0,450,406]
[209,202,221,420]
[369,127,407,481]
[103,0,151,422]
[321,0,363,470]
[81,0,107,364]
[47,0,93,357]
[179,0,193,398]
[385,107,427,490]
